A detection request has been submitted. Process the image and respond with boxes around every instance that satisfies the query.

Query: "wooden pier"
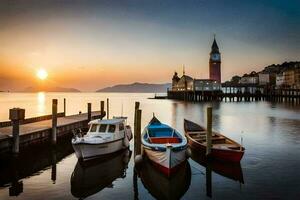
[167,86,300,104]
[0,100,106,154]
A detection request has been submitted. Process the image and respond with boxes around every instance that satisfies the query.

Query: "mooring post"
[100,101,105,119]
[9,108,25,155]
[134,109,143,165]
[63,98,66,116]
[206,107,212,156]
[52,99,58,145]
[134,102,140,157]
[87,103,92,122]
[106,98,109,119]
[136,109,142,155]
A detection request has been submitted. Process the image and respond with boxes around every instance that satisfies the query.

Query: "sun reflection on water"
[37,92,46,116]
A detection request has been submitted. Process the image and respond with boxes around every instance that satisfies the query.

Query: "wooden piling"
[106,98,109,119]
[87,103,92,122]
[135,109,142,156]
[9,108,25,154]
[206,107,212,156]
[52,99,58,145]
[100,101,105,119]
[134,102,141,157]
[63,98,66,116]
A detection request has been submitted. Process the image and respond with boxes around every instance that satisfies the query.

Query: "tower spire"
[211,34,219,53]
[183,64,185,75]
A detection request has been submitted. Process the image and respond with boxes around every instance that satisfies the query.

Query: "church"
[171,37,222,92]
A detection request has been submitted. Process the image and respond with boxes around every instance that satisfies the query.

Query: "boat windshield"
[90,124,98,132]
[99,124,107,132]
[108,125,116,133]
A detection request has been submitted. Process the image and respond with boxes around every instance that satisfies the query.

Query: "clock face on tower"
[211,53,220,61]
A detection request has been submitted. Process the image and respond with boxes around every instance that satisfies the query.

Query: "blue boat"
[141,116,187,177]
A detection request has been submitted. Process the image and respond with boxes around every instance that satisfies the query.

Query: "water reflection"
[8,157,23,196]
[189,147,244,198]
[190,148,244,183]
[136,159,191,200]
[51,148,57,184]
[37,92,46,116]
[0,136,74,196]
[71,149,132,199]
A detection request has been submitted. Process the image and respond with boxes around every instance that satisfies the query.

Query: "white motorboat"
[72,117,132,161]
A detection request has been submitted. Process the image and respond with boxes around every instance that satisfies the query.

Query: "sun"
[36,69,48,80]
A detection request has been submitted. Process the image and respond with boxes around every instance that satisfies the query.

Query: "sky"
[0,0,299,91]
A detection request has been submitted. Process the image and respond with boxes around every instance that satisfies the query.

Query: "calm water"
[0,92,300,199]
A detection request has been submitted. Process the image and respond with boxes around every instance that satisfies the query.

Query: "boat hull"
[71,149,131,198]
[143,146,186,177]
[187,139,244,162]
[72,138,128,161]
[137,159,191,200]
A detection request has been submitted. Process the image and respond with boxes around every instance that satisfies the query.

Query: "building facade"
[239,76,259,85]
[258,73,276,85]
[283,65,300,89]
[194,79,221,91]
[276,73,284,87]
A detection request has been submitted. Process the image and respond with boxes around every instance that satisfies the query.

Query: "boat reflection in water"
[71,149,132,199]
[136,159,191,200]
[189,148,244,183]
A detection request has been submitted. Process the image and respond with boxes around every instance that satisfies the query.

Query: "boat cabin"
[88,118,126,134]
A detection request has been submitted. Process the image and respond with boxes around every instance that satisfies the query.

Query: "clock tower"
[209,36,221,83]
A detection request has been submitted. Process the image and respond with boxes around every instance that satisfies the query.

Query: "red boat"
[184,119,244,162]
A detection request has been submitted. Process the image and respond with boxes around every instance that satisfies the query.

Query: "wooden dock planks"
[0,111,104,154]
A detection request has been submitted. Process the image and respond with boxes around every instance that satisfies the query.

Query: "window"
[90,124,98,132]
[99,124,107,132]
[119,123,124,131]
[108,125,116,133]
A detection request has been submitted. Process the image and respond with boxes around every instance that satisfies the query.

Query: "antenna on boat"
[153,112,155,117]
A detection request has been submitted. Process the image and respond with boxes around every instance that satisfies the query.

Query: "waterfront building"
[171,37,222,92]
[276,73,285,87]
[258,73,276,85]
[239,72,259,85]
[194,79,221,91]
[283,64,300,89]
[172,73,194,91]
[172,72,180,88]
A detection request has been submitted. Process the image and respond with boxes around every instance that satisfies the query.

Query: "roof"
[179,75,193,82]
[211,38,220,54]
[89,118,125,125]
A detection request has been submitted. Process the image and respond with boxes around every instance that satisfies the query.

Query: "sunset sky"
[0,0,299,91]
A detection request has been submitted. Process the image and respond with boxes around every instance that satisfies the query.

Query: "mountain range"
[23,86,80,92]
[96,82,171,93]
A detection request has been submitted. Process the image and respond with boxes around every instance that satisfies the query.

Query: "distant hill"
[96,82,171,93]
[23,86,80,92]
